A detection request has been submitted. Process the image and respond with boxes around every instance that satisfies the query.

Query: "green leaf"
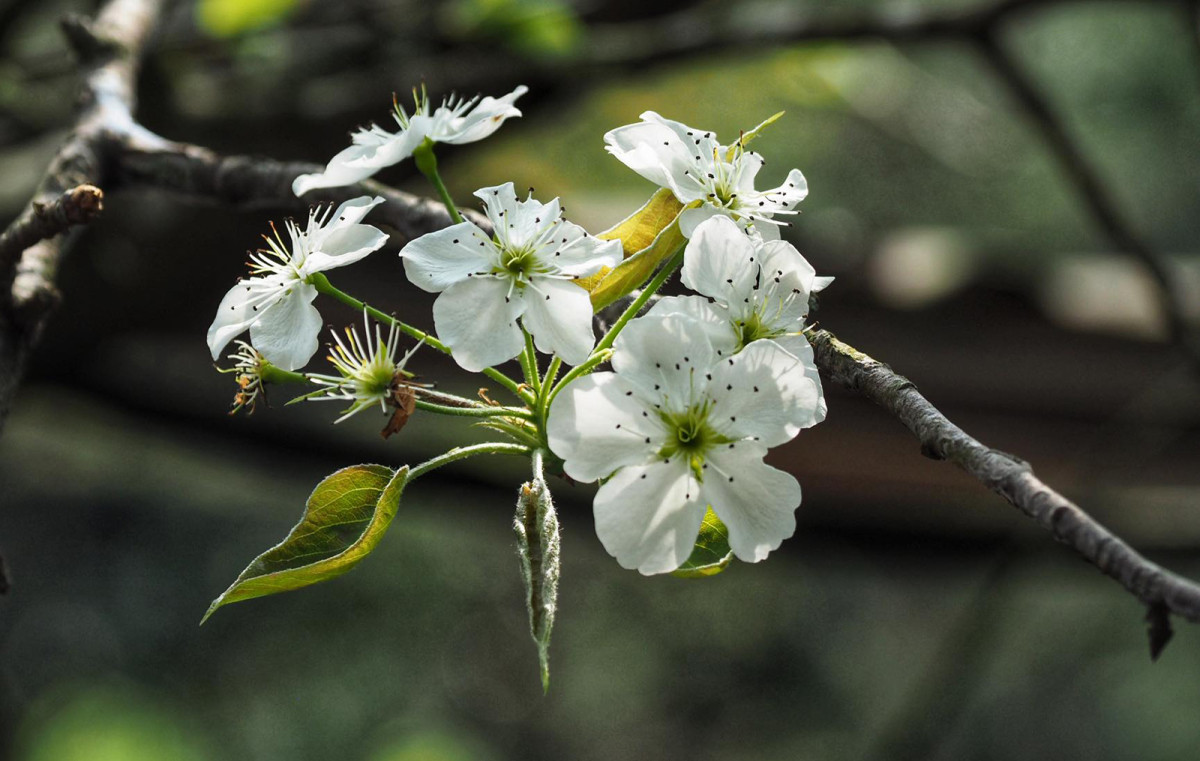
[513,478,560,693]
[730,110,785,159]
[202,464,409,623]
[574,188,683,297]
[581,190,692,312]
[196,0,299,37]
[672,507,734,578]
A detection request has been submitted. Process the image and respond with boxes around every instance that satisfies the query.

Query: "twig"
[809,328,1200,655]
[109,139,489,244]
[0,185,103,274]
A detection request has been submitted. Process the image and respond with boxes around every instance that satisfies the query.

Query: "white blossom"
[207,196,388,371]
[306,313,420,422]
[649,214,831,419]
[399,182,622,372]
[604,111,808,239]
[293,85,529,196]
[546,312,825,575]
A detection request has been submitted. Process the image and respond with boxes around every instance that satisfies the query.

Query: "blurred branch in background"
[579,0,1200,367]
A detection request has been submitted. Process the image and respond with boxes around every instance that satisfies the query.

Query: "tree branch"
[109,138,488,244]
[0,0,162,432]
[809,327,1200,656]
[975,32,1200,366]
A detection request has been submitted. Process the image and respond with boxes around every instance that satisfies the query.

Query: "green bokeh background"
[2,0,1199,759]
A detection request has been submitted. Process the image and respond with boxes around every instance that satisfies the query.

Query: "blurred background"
[2,0,1200,758]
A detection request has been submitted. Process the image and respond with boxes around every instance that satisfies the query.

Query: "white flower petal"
[678,205,721,239]
[542,223,622,278]
[772,334,827,426]
[304,225,389,273]
[400,222,495,293]
[754,239,818,328]
[248,283,322,371]
[646,295,738,357]
[325,195,386,229]
[682,215,758,304]
[433,277,525,371]
[521,278,596,366]
[603,112,710,203]
[474,182,520,235]
[292,145,386,197]
[207,276,287,360]
[707,338,822,446]
[611,313,716,409]
[438,85,528,144]
[733,151,766,191]
[593,458,707,575]
[765,167,808,209]
[812,275,835,292]
[343,120,430,169]
[547,373,662,482]
[704,444,801,563]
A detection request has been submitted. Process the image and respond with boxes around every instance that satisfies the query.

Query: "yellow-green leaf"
[575,188,684,296]
[201,464,408,622]
[729,110,785,159]
[672,507,734,578]
[588,215,686,312]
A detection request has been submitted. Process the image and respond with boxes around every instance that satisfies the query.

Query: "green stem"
[409,442,529,481]
[545,349,613,411]
[594,247,684,354]
[414,399,532,419]
[414,141,463,225]
[521,329,541,395]
[259,364,307,385]
[310,273,525,399]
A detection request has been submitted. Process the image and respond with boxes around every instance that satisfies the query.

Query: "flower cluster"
[206,86,831,647]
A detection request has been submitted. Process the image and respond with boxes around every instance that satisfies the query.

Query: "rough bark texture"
[809,328,1200,654]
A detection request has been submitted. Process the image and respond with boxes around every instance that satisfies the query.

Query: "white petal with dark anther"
[707,338,821,446]
[703,443,802,563]
[207,275,289,360]
[432,277,525,371]
[247,283,323,371]
[593,458,708,575]
[611,313,715,411]
[520,277,597,366]
[400,222,494,293]
[539,222,622,278]
[682,215,757,304]
[546,373,663,482]
[767,167,808,209]
[474,183,521,241]
[342,118,430,169]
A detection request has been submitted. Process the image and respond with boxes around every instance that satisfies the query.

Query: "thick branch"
[809,327,1200,653]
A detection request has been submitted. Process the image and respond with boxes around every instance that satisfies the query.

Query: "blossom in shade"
[207,196,388,371]
[546,312,825,575]
[293,85,529,196]
[216,341,268,415]
[399,182,622,371]
[306,313,421,423]
[604,111,807,240]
